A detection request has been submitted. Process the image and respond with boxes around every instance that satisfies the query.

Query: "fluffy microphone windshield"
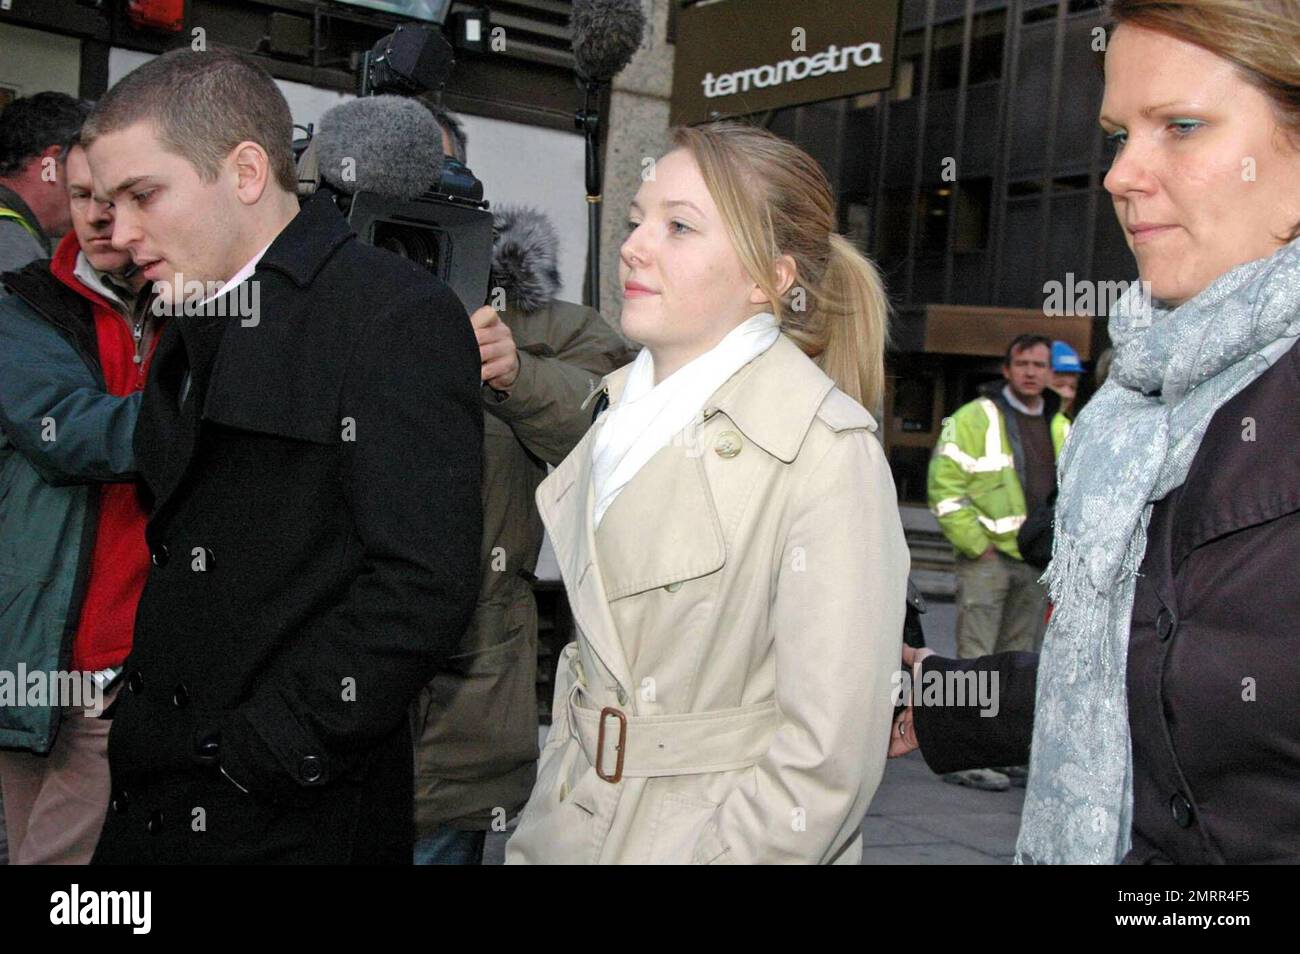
[571,0,646,83]
[315,95,443,200]
[490,205,562,314]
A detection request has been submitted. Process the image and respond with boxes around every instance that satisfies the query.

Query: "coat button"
[664,581,683,593]
[127,670,145,695]
[195,736,220,766]
[172,684,190,709]
[111,790,130,814]
[146,810,164,835]
[714,430,743,458]
[1170,793,1194,828]
[299,755,324,783]
[151,544,170,567]
[616,687,629,706]
[1156,608,1176,642]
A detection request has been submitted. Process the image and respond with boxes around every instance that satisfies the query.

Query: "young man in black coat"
[82,48,483,864]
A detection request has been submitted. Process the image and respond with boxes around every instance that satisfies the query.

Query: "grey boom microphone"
[315,95,445,200]
[571,0,647,84]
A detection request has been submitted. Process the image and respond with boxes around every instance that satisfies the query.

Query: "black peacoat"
[915,337,1300,864]
[91,194,483,865]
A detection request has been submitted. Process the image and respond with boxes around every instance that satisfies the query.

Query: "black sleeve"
[912,651,1039,774]
[1016,486,1057,571]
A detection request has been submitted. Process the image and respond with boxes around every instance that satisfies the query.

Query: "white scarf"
[591,311,780,528]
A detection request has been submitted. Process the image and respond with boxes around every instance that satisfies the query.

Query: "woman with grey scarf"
[891,0,1300,864]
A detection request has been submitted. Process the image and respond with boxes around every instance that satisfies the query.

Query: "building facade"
[760,0,1125,501]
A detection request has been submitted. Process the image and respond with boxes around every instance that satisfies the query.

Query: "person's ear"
[748,254,798,305]
[230,141,271,205]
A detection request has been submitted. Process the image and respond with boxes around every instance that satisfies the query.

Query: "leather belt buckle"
[595,706,627,783]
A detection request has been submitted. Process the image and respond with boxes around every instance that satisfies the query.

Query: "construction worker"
[0,93,90,273]
[1048,339,1084,423]
[926,333,1069,791]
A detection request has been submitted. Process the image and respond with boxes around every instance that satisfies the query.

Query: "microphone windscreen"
[491,204,562,314]
[571,0,646,83]
[315,95,444,200]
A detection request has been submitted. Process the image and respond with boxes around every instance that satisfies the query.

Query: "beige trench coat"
[505,333,909,864]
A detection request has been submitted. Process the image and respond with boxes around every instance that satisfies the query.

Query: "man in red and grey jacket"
[0,136,155,864]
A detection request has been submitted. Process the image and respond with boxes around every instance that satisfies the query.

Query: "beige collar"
[592,332,837,463]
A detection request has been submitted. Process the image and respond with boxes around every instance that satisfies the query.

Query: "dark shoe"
[942,768,1010,792]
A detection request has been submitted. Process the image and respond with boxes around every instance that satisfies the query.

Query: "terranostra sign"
[671,0,901,125]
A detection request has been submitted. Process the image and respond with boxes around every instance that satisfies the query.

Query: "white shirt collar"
[1002,384,1044,416]
[72,250,133,312]
[198,241,273,308]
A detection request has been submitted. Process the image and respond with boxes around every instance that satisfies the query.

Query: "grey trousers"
[953,550,1049,659]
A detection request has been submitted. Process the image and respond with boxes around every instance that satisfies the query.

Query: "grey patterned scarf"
[1016,237,1300,864]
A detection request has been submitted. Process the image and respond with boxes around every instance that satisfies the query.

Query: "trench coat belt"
[567,683,781,780]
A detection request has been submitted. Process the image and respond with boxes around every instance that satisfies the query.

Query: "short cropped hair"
[1004,333,1052,365]
[81,47,296,193]
[0,92,93,177]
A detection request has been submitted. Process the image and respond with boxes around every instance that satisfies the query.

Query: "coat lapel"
[536,421,636,696]
[536,333,841,696]
[142,312,230,519]
[136,323,195,515]
[593,442,725,601]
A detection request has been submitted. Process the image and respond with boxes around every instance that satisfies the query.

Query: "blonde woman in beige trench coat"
[505,122,909,865]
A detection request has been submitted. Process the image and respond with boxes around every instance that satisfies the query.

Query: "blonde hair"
[1108,0,1300,238]
[670,121,890,413]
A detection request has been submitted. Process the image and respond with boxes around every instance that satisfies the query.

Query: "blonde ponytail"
[671,122,891,414]
[788,234,889,416]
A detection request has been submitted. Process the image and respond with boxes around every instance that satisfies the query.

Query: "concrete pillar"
[596,0,676,325]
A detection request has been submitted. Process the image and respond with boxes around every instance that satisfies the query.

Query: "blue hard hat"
[1051,341,1083,374]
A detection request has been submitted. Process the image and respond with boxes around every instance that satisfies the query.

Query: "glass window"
[926,20,966,92]
[968,10,1006,85]
[893,29,924,100]
[1023,3,1058,26]
[954,178,992,252]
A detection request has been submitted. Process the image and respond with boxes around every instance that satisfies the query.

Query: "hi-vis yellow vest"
[0,205,40,239]
[927,397,1069,560]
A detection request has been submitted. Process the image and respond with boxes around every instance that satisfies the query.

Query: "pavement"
[858,599,1024,864]
[0,563,1012,867]
[483,595,1026,864]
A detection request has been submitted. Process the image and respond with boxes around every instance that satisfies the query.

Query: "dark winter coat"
[91,194,483,864]
[915,338,1300,863]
